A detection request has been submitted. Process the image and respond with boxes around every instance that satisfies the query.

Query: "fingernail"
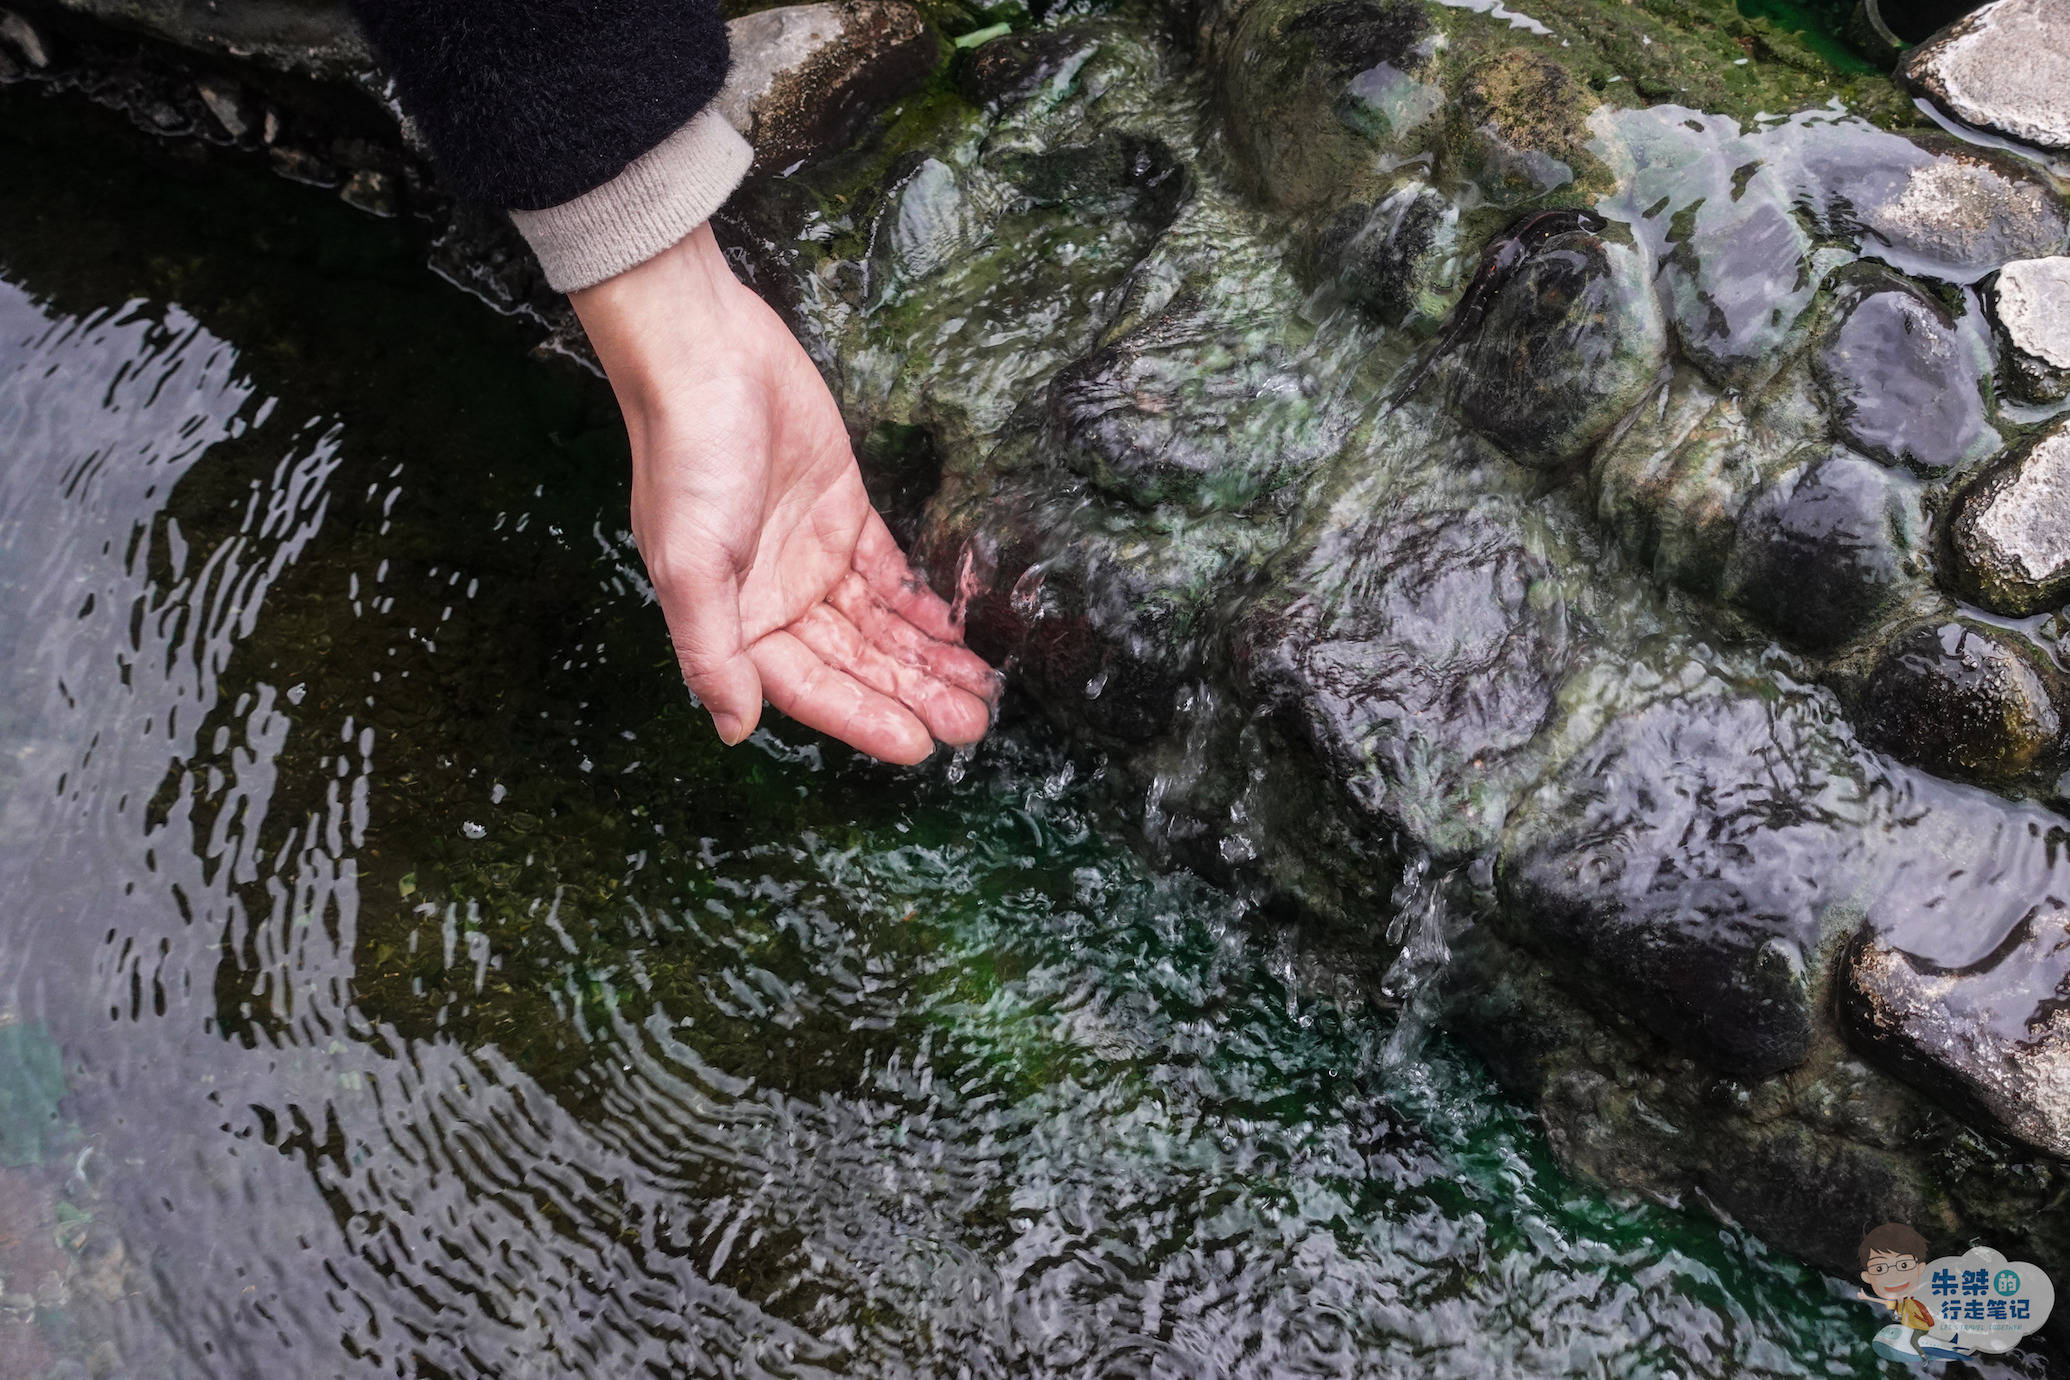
[712,712,747,745]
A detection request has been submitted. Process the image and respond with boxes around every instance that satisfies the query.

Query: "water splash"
[1378,849,1459,1074]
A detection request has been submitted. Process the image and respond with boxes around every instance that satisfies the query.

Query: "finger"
[825,571,1001,704]
[851,510,970,646]
[791,602,993,746]
[748,630,935,765]
[649,550,764,745]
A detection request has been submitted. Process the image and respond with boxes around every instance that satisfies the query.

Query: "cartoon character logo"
[1856,1225,2056,1365]
[1858,1223,1938,1361]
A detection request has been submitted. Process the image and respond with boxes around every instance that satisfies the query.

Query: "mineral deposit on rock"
[1993,256,2070,403]
[1900,0,2070,154]
[1952,423,2070,616]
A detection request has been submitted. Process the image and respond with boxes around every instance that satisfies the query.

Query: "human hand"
[571,224,997,764]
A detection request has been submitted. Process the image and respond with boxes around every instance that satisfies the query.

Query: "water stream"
[0,49,2055,1380]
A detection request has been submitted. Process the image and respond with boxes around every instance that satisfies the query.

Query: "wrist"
[572,224,739,419]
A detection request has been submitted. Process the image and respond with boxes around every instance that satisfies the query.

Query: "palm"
[603,241,996,764]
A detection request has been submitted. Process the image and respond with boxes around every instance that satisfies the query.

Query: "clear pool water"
[0,82,2049,1380]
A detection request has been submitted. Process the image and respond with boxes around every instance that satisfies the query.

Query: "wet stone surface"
[1860,619,2065,783]
[1496,674,1856,1080]
[1238,497,1568,856]
[1316,181,1460,328]
[1660,193,1817,391]
[1814,138,2070,283]
[1814,282,1994,475]
[1899,0,2070,154]
[1846,897,2070,1161]
[1952,423,2070,617]
[1722,451,1925,652]
[1992,256,2070,405]
[1453,229,1666,469]
[30,0,2070,1335]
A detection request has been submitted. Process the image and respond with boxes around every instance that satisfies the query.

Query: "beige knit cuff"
[509,110,755,293]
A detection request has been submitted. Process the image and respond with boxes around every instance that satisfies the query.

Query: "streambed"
[0,64,2050,1380]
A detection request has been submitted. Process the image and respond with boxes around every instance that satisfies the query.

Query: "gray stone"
[1497,680,1863,1080]
[1814,284,1993,475]
[0,9,48,67]
[714,1,936,172]
[1952,423,2070,616]
[1723,452,1924,652]
[1455,231,1668,469]
[1860,619,2064,782]
[44,0,371,79]
[1662,193,1817,391]
[1991,256,2070,404]
[1900,0,2070,154]
[1808,134,2070,281]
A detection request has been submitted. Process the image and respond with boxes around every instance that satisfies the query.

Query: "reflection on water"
[0,84,2047,1380]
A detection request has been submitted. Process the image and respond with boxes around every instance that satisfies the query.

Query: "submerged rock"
[1899,0,2070,154]
[1660,194,1818,391]
[1846,892,2070,1159]
[1990,256,2070,404]
[1218,0,1436,213]
[1592,391,1772,599]
[954,25,1099,107]
[1950,423,2070,616]
[865,157,998,303]
[1239,500,1567,856]
[1859,619,2064,783]
[1813,284,1994,475]
[991,130,1190,222]
[1454,230,1667,469]
[1812,137,2069,281]
[1723,452,1924,652]
[714,1,937,172]
[1317,181,1460,327]
[1044,300,1341,511]
[1498,680,1855,1079]
[1449,49,1600,208]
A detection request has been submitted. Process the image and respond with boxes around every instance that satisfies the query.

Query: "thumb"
[652,551,764,745]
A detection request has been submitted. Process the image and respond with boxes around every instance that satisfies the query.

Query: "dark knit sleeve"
[347,0,733,211]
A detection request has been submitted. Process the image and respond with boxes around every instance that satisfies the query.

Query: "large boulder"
[1899,0,2070,154]
[1496,670,1866,1080]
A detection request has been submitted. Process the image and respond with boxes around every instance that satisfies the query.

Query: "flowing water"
[0,70,2055,1380]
